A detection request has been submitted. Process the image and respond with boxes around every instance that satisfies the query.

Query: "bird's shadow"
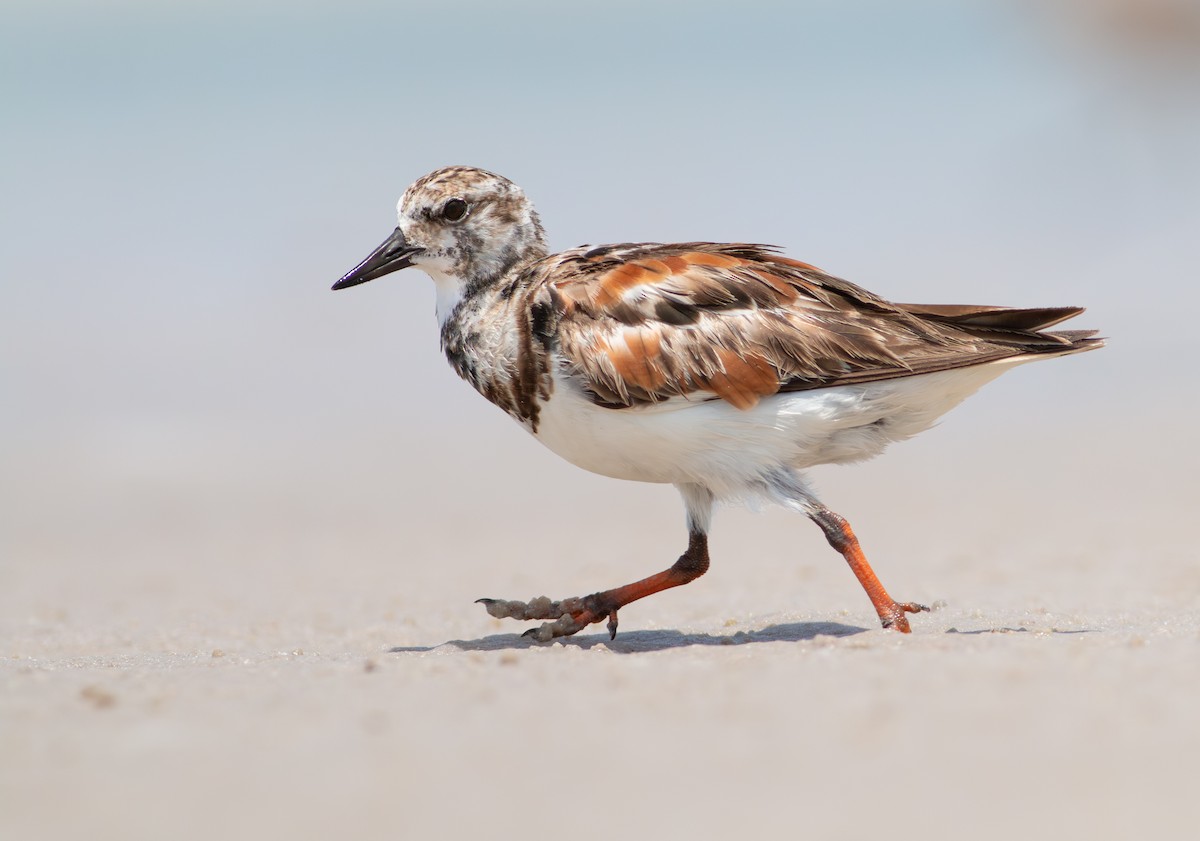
[388,620,1097,654]
[389,620,868,654]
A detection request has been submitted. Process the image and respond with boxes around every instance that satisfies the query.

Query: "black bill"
[332,227,421,290]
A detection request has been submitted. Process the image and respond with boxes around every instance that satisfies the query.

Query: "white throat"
[427,268,467,328]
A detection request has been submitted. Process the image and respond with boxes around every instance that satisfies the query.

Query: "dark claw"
[475,598,496,605]
[606,610,619,640]
[521,628,539,639]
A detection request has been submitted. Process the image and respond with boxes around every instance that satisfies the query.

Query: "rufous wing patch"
[679,251,744,269]
[697,348,780,410]
[592,262,658,309]
[603,328,668,394]
[635,258,674,276]
[771,255,824,273]
[659,254,691,273]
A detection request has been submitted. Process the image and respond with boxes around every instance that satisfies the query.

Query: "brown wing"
[526,242,1100,410]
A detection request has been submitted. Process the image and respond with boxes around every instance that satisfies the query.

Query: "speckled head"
[333,166,548,295]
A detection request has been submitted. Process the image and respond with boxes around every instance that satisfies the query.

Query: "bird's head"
[332,166,547,296]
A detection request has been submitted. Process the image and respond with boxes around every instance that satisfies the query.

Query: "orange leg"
[808,506,928,632]
[478,532,710,641]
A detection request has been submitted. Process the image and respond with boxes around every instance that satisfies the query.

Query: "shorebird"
[332,166,1101,640]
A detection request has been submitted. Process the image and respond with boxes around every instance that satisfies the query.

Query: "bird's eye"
[441,198,469,223]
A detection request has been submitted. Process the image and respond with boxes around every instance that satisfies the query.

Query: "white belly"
[531,359,1024,497]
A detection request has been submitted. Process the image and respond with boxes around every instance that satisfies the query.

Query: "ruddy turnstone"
[332,166,1101,640]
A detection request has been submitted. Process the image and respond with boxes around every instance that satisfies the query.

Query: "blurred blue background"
[2,0,1197,591]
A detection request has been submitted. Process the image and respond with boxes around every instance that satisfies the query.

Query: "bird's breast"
[440,291,555,431]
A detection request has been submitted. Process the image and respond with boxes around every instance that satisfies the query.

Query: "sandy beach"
[4,406,1198,840]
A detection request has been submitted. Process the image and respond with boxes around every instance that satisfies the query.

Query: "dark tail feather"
[896,303,1085,331]
[1042,330,1105,354]
[897,303,1104,354]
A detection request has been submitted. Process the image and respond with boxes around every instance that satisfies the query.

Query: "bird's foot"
[476,594,619,642]
[879,601,930,633]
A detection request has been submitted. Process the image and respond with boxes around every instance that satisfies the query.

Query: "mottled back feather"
[509,242,1100,410]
